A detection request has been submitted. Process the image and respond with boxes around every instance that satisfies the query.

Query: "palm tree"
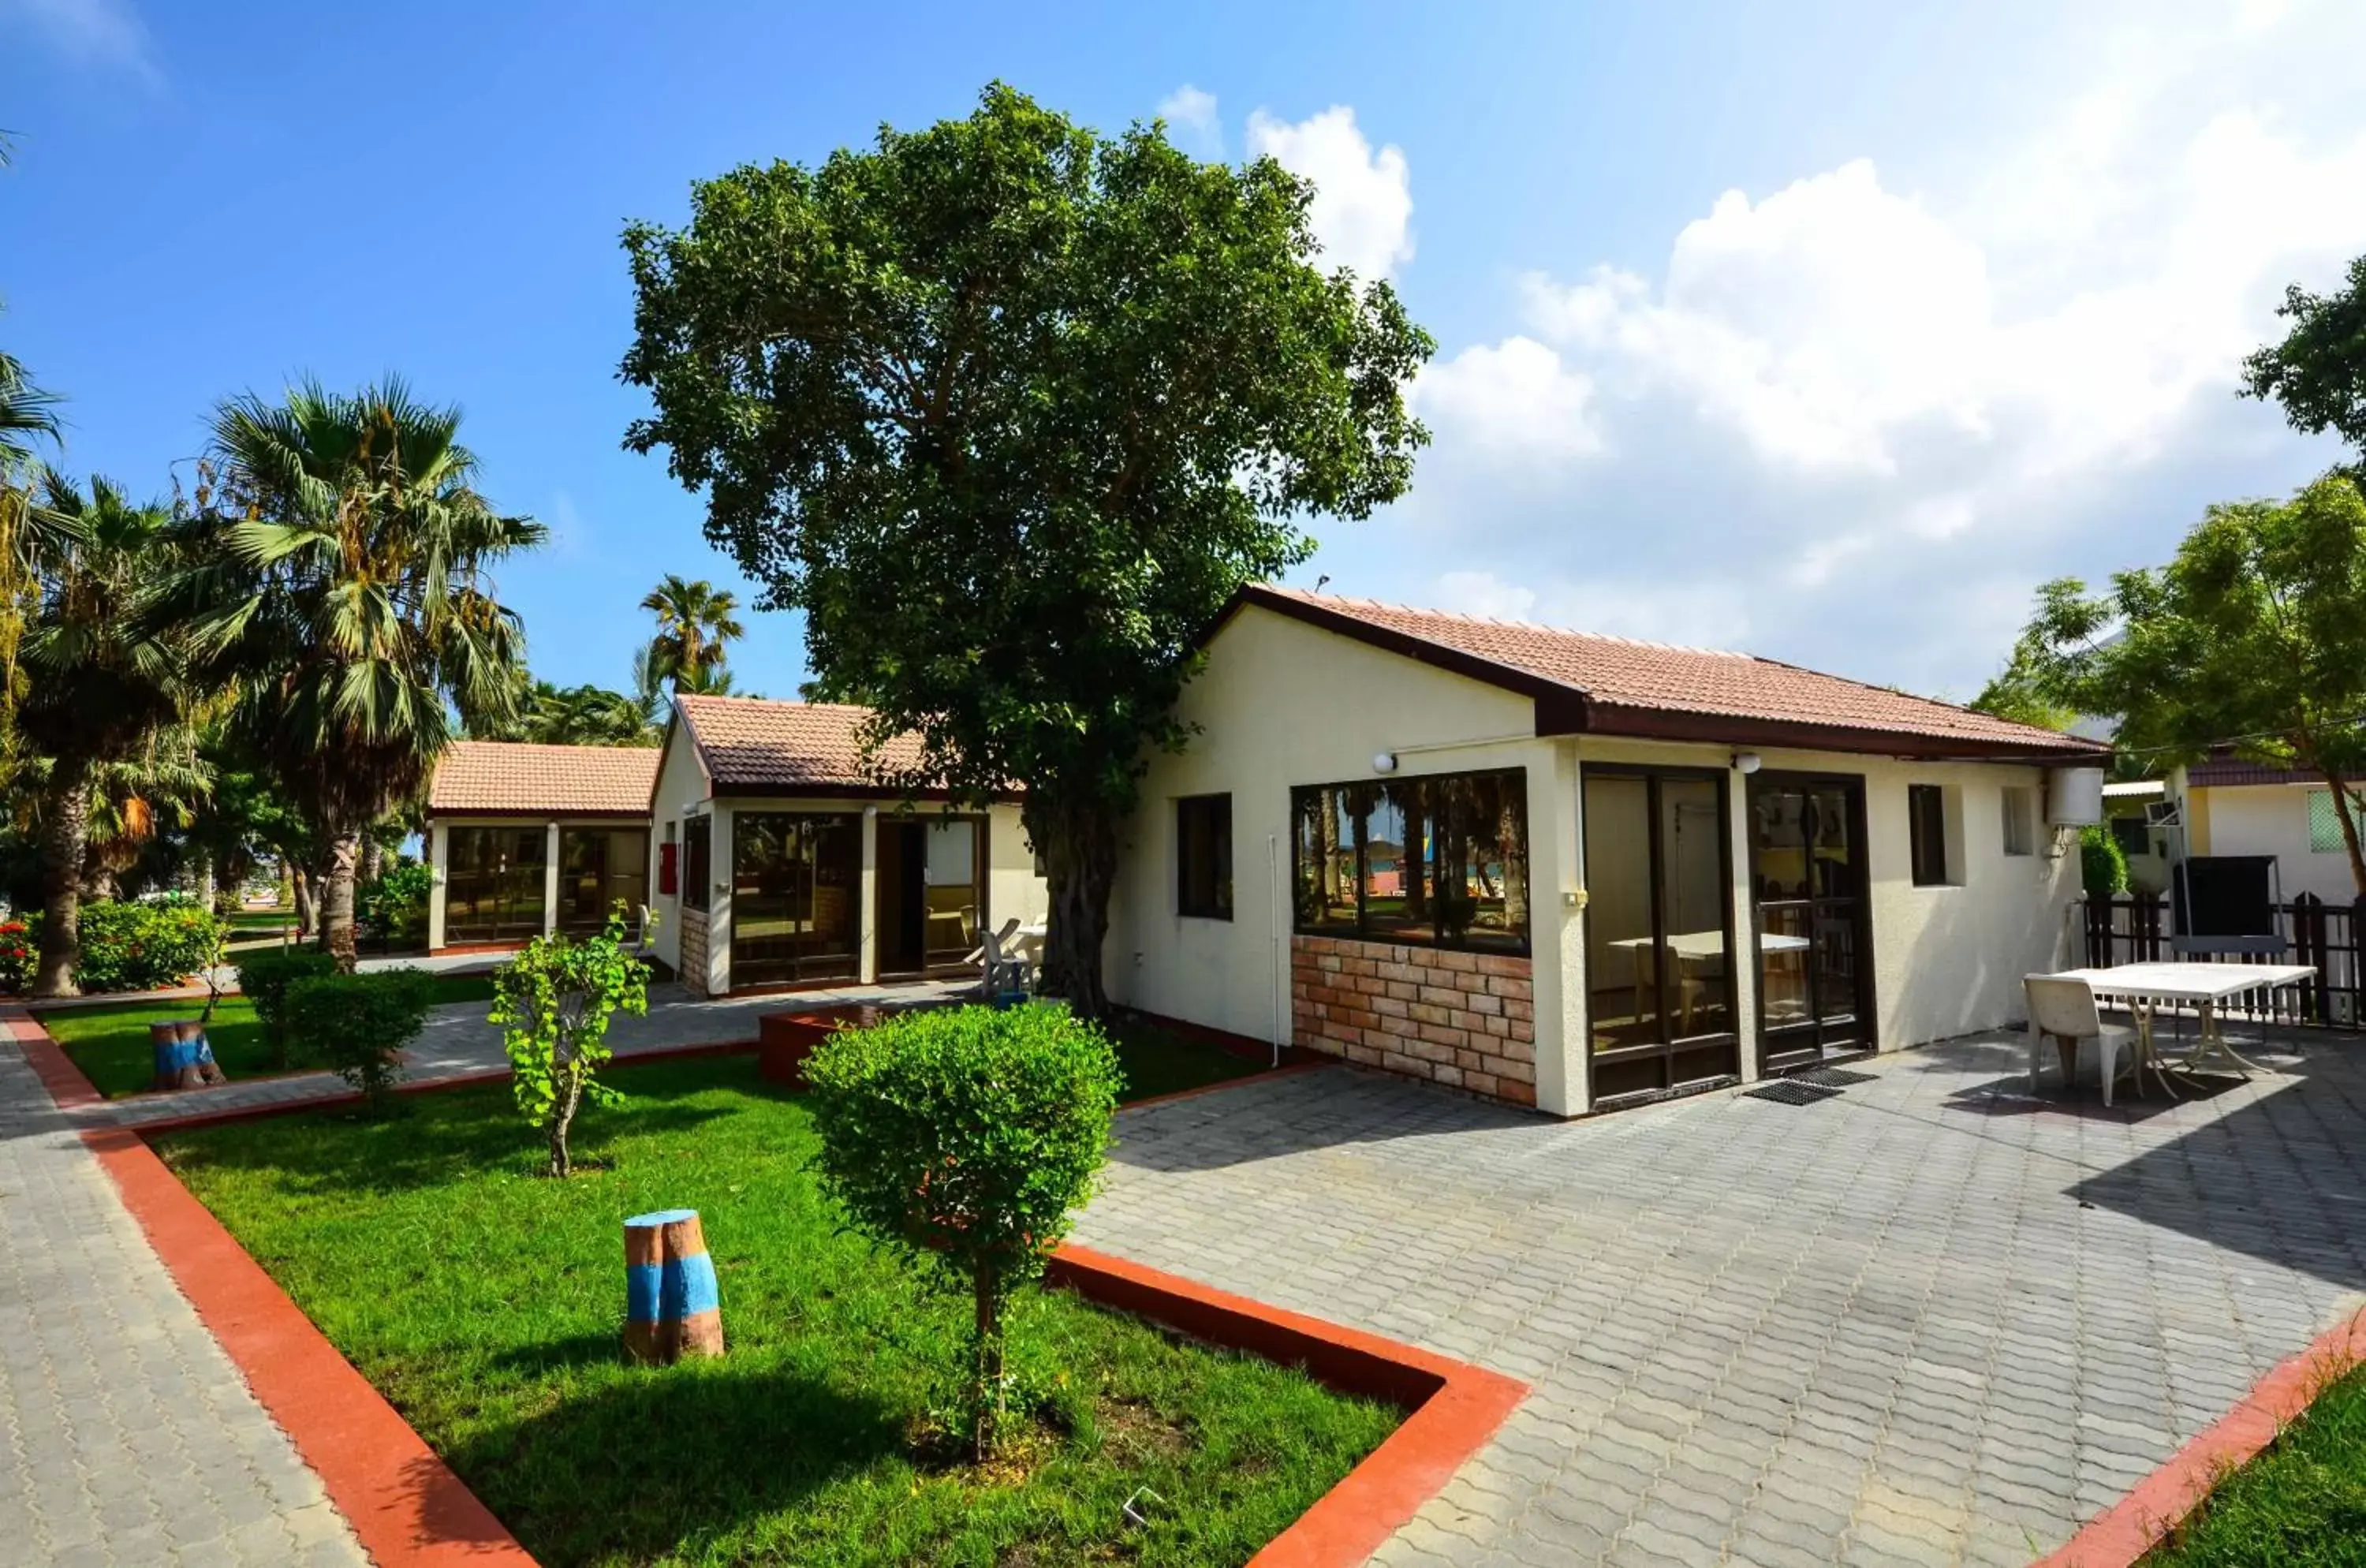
[17,473,188,995]
[0,349,72,721]
[172,378,544,969]
[521,680,661,746]
[640,574,744,689]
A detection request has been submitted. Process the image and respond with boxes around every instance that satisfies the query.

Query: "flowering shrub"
[0,920,32,994]
[15,901,230,993]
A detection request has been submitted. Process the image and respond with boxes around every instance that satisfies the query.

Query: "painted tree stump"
[623,1208,723,1364]
[149,1021,226,1092]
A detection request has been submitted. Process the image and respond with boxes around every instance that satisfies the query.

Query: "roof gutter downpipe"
[1269,832,1286,1069]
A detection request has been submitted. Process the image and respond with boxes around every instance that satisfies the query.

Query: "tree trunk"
[2325,769,2366,898]
[360,835,385,886]
[323,830,361,973]
[549,1062,584,1178]
[291,867,315,939]
[971,1260,1003,1463]
[32,757,92,999]
[1028,793,1117,1018]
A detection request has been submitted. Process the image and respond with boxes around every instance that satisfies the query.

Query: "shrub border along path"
[13,1006,1526,1568]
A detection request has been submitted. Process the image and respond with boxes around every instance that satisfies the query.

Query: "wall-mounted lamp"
[1372,751,1398,774]
[1731,752,1763,775]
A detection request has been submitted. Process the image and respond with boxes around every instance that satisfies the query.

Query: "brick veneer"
[679,909,710,997]
[1292,934,1537,1106]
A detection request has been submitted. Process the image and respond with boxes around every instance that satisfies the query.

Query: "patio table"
[2047,961,2316,1088]
[1609,931,1807,1035]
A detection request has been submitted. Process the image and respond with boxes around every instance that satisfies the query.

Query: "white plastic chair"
[2025,974,2139,1107]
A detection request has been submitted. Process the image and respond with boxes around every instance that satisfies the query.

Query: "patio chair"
[2024,974,2138,1107]
[975,923,1032,1004]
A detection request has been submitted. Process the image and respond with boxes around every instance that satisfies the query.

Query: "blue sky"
[5,0,2361,704]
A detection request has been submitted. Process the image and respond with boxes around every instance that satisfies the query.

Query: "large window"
[558,827,651,935]
[1176,794,1233,920]
[682,815,711,913]
[1909,785,1951,886]
[1291,768,1528,954]
[443,827,547,943]
[731,812,862,985]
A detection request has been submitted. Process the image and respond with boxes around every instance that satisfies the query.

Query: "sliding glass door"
[443,827,547,943]
[1748,775,1873,1069]
[730,812,861,985]
[1582,767,1739,1102]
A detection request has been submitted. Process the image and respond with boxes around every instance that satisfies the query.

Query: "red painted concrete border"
[10,1014,103,1110]
[2035,1301,2366,1567]
[1049,1243,1528,1568]
[81,1125,536,1567]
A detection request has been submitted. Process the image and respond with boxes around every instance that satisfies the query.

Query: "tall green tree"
[621,84,1431,1011]
[172,378,544,969]
[2243,253,2366,482]
[520,678,663,746]
[18,474,188,995]
[1998,474,2366,894]
[639,573,743,689]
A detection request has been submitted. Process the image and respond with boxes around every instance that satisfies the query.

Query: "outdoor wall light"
[1732,752,1763,775]
[1372,751,1398,773]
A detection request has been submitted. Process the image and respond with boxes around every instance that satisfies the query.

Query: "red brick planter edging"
[2036,1301,2366,1568]
[1047,1245,1528,1568]
[17,1009,1524,1568]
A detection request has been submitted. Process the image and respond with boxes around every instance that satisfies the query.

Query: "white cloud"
[1,0,159,82]
[1157,84,1222,157]
[1246,106,1414,281]
[1360,2,2366,693]
[1412,337,1603,464]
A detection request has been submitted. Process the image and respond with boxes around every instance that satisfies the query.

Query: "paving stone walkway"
[0,1024,368,1566]
[1073,1026,2366,1567]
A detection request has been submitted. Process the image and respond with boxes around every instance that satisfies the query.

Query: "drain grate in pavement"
[1744,1080,1844,1107]
[1792,1066,1877,1088]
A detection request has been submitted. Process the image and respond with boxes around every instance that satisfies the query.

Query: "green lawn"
[46,969,499,1098]
[1104,1017,1268,1101]
[156,1057,1396,1567]
[2142,1361,2366,1566]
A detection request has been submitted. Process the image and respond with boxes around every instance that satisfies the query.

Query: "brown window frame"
[682,813,712,913]
[1176,793,1233,920]
[1289,767,1530,955]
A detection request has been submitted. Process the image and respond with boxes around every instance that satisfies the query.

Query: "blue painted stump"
[623,1208,723,1364]
[149,1021,226,1092]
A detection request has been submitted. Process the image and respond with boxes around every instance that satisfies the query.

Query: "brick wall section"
[1292,934,1537,1107]
[680,909,710,997]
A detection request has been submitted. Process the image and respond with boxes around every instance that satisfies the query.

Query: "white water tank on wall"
[2047,767,2107,826]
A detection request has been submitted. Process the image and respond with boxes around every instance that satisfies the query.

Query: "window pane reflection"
[1289,770,1527,953]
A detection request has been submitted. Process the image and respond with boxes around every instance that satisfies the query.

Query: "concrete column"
[426,823,449,951]
[1728,769,1763,1084]
[859,807,880,984]
[707,806,732,995]
[543,821,562,937]
[1535,740,1588,1117]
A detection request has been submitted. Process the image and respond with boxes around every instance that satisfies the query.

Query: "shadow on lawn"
[440,1361,904,1564]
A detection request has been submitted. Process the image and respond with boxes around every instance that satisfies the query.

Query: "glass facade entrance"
[1748,775,1874,1068]
[730,812,862,985]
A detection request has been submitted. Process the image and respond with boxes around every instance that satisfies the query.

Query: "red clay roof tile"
[427,741,662,816]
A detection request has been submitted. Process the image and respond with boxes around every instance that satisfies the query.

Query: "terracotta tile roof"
[1241,584,2106,759]
[673,696,931,792]
[427,741,661,816]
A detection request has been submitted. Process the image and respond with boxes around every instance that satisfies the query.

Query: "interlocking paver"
[1076,1024,2366,1564]
[0,1026,368,1566]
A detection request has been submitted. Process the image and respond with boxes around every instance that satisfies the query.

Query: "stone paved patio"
[1072,1026,2366,1566]
[0,1022,367,1566]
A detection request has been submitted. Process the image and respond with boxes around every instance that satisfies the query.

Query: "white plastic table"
[1608,931,1808,1034]
[2049,962,2316,1084]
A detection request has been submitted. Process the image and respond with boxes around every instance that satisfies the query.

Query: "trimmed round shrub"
[802,1002,1121,1460]
[2081,823,2129,899]
[236,947,341,1067]
[285,968,436,1114]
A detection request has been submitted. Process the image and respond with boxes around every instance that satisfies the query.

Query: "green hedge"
[236,947,341,1067]
[358,862,433,949]
[286,969,436,1114]
[4,901,230,994]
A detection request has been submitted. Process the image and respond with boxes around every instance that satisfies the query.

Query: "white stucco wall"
[1105,601,2083,1116]
[2189,783,2361,907]
[647,724,713,977]
[1102,605,1584,1112]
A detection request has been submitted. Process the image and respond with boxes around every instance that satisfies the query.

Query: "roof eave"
[1571,704,2114,762]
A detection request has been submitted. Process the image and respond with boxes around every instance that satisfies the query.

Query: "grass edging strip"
[2034,1301,2366,1568]
[1047,1243,1528,1568]
[78,1122,534,1568]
